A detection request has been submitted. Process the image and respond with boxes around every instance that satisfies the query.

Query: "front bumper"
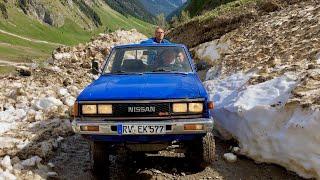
[72,118,214,135]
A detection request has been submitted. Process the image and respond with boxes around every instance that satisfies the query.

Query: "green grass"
[0,2,154,65]
[178,0,256,26]
[0,10,94,45]
[0,65,16,74]
[197,0,255,21]
[93,4,154,36]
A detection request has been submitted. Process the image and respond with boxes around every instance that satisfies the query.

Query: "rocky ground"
[47,134,302,180]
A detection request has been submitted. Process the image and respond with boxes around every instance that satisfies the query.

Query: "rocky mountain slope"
[186,0,320,178]
[139,0,186,16]
[167,0,300,48]
[3,0,153,29]
[101,0,155,23]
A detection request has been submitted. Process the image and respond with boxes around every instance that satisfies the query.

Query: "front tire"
[202,132,216,164]
[90,141,110,177]
[185,132,216,165]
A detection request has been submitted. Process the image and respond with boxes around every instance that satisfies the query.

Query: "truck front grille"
[113,103,170,117]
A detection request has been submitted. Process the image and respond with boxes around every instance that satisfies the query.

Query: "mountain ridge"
[139,0,186,16]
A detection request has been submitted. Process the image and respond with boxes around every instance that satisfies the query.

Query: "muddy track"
[48,134,303,180]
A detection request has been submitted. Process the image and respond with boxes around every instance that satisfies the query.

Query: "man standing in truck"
[141,27,171,44]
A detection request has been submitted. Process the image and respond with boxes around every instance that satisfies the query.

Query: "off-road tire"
[185,132,216,165]
[90,141,110,177]
[202,132,216,164]
[109,147,127,180]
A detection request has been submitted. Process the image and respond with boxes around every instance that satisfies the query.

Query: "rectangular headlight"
[98,104,112,114]
[173,103,188,113]
[82,104,97,114]
[188,103,203,113]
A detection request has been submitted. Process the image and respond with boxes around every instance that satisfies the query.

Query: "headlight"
[173,103,188,113]
[188,103,203,113]
[82,105,97,114]
[98,104,112,114]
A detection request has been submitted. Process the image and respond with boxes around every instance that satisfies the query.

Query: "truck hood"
[77,73,205,101]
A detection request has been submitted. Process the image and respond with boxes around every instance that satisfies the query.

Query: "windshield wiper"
[151,68,188,75]
[111,70,143,75]
[152,68,171,72]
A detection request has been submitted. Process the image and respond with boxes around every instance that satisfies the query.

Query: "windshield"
[103,46,192,74]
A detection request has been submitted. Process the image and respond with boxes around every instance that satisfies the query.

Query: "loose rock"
[223,153,237,163]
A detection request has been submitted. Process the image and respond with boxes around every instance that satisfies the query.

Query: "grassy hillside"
[185,0,237,17]
[0,0,154,64]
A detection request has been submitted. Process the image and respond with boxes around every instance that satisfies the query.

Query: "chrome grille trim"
[78,98,205,104]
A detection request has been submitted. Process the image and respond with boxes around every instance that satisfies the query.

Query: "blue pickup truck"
[71,43,215,174]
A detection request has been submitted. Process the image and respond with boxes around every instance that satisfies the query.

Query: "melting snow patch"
[205,72,320,178]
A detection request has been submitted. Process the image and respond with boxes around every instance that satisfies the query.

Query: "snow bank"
[205,73,320,179]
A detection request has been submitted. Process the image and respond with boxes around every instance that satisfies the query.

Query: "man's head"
[161,49,176,65]
[154,27,165,43]
[177,52,185,63]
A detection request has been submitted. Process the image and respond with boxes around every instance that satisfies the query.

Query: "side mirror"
[195,61,208,71]
[91,60,100,75]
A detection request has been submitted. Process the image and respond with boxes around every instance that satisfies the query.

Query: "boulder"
[63,96,75,107]
[58,88,69,97]
[21,156,42,167]
[16,66,31,77]
[33,97,63,111]
[223,153,237,163]
[1,156,13,171]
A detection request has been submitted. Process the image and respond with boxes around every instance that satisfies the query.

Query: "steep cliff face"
[103,0,155,23]
[18,0,66,27]
[139,0,185,16]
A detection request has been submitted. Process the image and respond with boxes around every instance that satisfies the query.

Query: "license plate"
[117,124,166,135]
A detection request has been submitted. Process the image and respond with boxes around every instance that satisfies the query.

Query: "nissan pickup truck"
[71,43,215,175]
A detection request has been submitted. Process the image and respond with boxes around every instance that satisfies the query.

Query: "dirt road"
[47,134,302,180]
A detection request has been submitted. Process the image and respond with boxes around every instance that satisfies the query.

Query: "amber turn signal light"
[208,101,215,109]
[70,102,79,118]
[80,126,99,131]
[184,124,204,131]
